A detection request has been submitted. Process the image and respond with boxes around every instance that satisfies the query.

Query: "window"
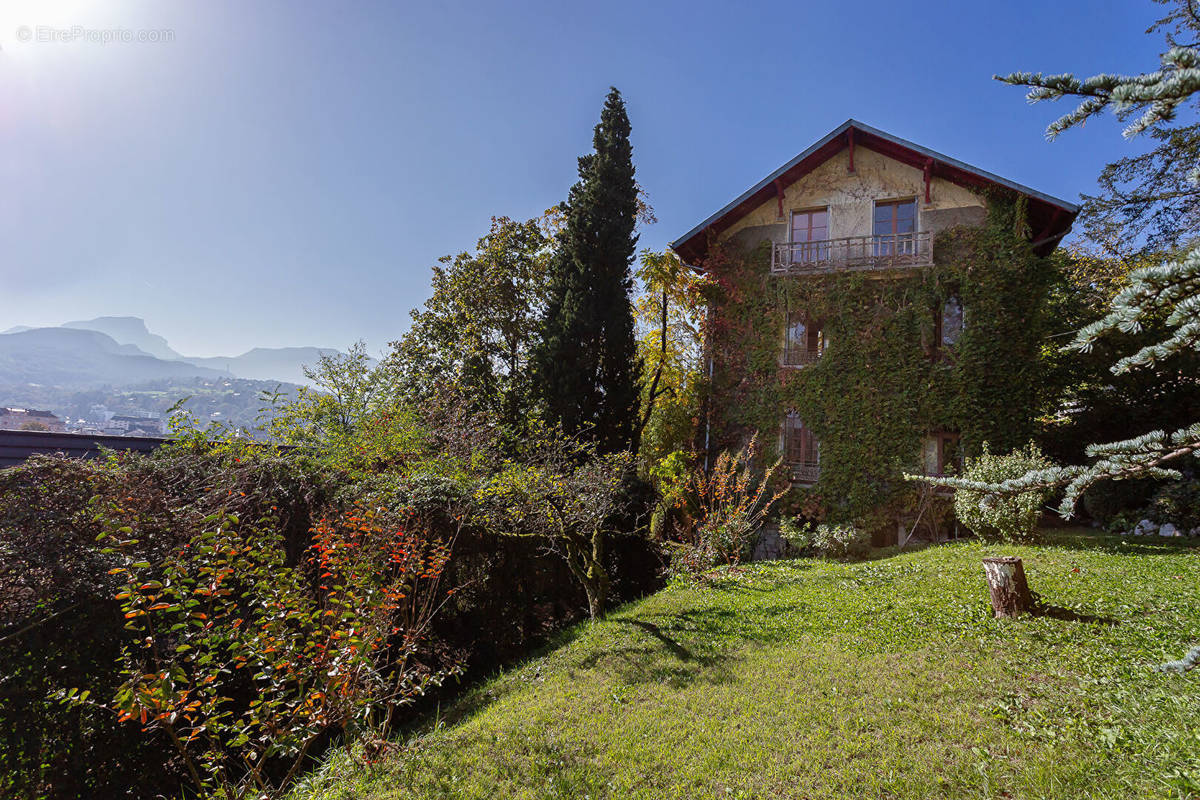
[939,295,964,347]
[783,310,828,366]
[784,412,820,483]
[873,199,917,256]
[931,295,964,360]
[921,432,961,476]
[788,208,829,264]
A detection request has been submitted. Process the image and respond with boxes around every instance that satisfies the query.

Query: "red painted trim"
[1036,207,1063,242]
[677,125,1075,264]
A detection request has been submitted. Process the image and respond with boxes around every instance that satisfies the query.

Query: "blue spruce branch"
[1155,645,1200,673]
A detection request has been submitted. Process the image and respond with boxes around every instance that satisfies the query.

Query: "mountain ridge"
[62,316,186,361]
[0,327,227,387]
[0,317,356,388]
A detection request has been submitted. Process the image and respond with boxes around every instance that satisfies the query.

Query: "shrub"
[0,455,198,798]
[954,443,1053,542]
[779,518,872,560]
[812,522,872,559]
[1,441,659,799]
[663,436,787,580]
[647,450,693,541]
[1147,477,1200,531]
[1081,477,1158,526]
[1105,508,1144,535]
[777,515,813,553]
[63,506,458,800]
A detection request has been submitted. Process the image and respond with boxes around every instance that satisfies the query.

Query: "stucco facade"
[721,147,987,255]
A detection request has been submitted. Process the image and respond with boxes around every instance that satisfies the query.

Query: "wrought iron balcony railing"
[789,462,820,484]
[771,231,934,274]
[782,346,823,367]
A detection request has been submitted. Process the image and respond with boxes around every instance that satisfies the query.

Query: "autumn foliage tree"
[63,506,457,800]
[634,248,706,464]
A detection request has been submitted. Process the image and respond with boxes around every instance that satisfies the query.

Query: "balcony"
[782,345,822,367]
[771,231,934,275]
[789,462,820,484]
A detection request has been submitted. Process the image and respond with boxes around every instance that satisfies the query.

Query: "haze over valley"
[0,315,360,431]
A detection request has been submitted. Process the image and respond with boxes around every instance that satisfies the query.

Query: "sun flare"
[1,0,104,29]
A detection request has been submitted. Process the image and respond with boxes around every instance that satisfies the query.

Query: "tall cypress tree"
[535,87,642,454]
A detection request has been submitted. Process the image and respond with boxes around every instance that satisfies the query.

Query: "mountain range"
[0,316,348,388]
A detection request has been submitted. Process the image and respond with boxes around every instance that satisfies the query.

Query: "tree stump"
[982,556,1033,617]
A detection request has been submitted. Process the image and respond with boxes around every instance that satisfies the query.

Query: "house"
[108,414,165,436]
[0,407,66,432]
[672,120,1077,539]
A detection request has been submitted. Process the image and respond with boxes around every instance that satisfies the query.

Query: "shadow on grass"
[1029,593,1119,626]
[570,600,804,690]
[391,580,809,737]
[571,615,729,688]
[1038,530,1200,557]
[617,618,695,660]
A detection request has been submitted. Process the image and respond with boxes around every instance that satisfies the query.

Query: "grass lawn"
[292,530,1200,800]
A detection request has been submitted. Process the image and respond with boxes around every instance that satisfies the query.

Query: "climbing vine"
[698,198,1053,530]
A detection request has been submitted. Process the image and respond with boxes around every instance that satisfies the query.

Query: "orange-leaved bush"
[62,505,458,800]
[663,435,787,579]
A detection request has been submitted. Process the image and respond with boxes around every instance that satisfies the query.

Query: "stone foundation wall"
[751,522,789,561]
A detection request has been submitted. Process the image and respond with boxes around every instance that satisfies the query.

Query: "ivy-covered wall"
[700,198,1053,528]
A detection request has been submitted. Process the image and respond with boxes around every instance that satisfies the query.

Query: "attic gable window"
[790,209,828,245]
[783,311,828,366]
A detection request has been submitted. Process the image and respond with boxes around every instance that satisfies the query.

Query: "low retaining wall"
[0,429,167,468]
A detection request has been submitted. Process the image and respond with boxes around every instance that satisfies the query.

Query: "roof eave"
[670,119,1079,264]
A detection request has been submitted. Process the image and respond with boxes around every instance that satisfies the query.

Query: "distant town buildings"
[107,414,165,436]
[62,407,166,436]
[0,407,66,432]
[0,404,168,437]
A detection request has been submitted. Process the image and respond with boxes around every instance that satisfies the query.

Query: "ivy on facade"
[699,198,1052,528]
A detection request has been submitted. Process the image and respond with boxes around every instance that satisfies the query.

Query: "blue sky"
[0,0,1161,357]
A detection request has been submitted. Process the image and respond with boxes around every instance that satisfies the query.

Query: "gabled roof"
[670,119,1079,264]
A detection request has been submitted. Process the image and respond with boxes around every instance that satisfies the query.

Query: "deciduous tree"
[476,436,638,619]
[386,217,553,431]
[634,248,706,464]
